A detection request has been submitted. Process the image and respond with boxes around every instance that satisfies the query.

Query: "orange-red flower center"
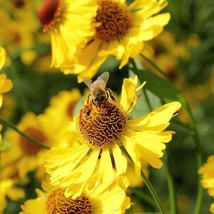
[37,0,63,32]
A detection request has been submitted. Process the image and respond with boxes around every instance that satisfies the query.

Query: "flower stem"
[186,106,203,214]
[164,153,178,214]
[141,169,166,214]
[142,88,153,111]
[136,55,204,214]
[0,116,50,150]
[140,54,168,79]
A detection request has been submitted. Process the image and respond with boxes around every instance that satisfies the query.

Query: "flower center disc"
[46,189,92,214]
[95,0,131,42]
[79,101,127,148]
[37,0,62,32]
[19,127,47,155]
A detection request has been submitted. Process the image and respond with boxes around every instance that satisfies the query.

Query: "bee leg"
[106,88,116,101]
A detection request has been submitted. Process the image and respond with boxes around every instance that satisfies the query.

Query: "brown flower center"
[95,0,131,42]
[19,127,47,155]
[79,100,127,148]
[12,0,25,8]
[37,0,64,32]
[46,189,92,214]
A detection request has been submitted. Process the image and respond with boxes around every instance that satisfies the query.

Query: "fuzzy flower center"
[79,101,127,148]
[46,189,92,214]
[19,127,47,155]
[37,0,64,32]
[95,0,131,42]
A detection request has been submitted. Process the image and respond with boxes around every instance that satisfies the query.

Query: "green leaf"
[130,63,189,109]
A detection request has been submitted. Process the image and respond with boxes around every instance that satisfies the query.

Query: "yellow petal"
[120,76,145,113]
[0,47,6,69]
[112,144,128,176]
[129,102,181,132]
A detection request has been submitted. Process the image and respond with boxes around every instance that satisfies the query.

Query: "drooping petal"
[128,102,181,132]
[119,134,141,175]
[111,144,128,177]
[120,76,145,113]
[132,130,174,168]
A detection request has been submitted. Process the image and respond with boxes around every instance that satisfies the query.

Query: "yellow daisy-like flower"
[20,179,130,214]
[61,0,170,82]
[45,74,181,198]
[199,155,214,213]
[39,89,81,148]
[2,112,52,180]
[37,0,98,68]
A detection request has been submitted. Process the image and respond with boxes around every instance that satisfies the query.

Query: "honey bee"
[84,71,115,106]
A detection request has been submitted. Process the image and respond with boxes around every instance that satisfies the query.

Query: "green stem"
[186,106,203,214]
[0,116,50,150]
[141,170,166,214]
[142,88,153,111]
[164,154,177,214]
[140,54,168,79]
[130,187,157,209]
[133,55,203,214]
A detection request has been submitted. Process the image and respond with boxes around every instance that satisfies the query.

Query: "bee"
[84,71,115,106]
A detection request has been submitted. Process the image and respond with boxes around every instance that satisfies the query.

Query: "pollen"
[79,100,127,149]
[19,127,47,155]
[37,0,64,32]
[95,0,131,42]
[46,188,92,214]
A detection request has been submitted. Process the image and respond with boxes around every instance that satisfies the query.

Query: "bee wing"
[83,79,93,90]
[97,71,109,84]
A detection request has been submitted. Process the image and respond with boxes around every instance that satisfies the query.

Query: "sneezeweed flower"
[61,0,170,82]
[45,74,181,198]
[20,179,131,214]
[199,155,214,213]
[37,0,98,68]
[2,112,51,180]
[39,88,81,148]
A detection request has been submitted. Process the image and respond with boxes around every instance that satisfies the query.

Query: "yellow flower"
[37,0,98,68]
[199,156,214,196]
[0,179,13,213]
[0,74,13,94]
[199,155,214,213]
[61,0,170,82]
[39,89,81,148]
[2,112,52,180]
[20,179,130,214]
[45,74,181,198]
[211,203,214,213]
